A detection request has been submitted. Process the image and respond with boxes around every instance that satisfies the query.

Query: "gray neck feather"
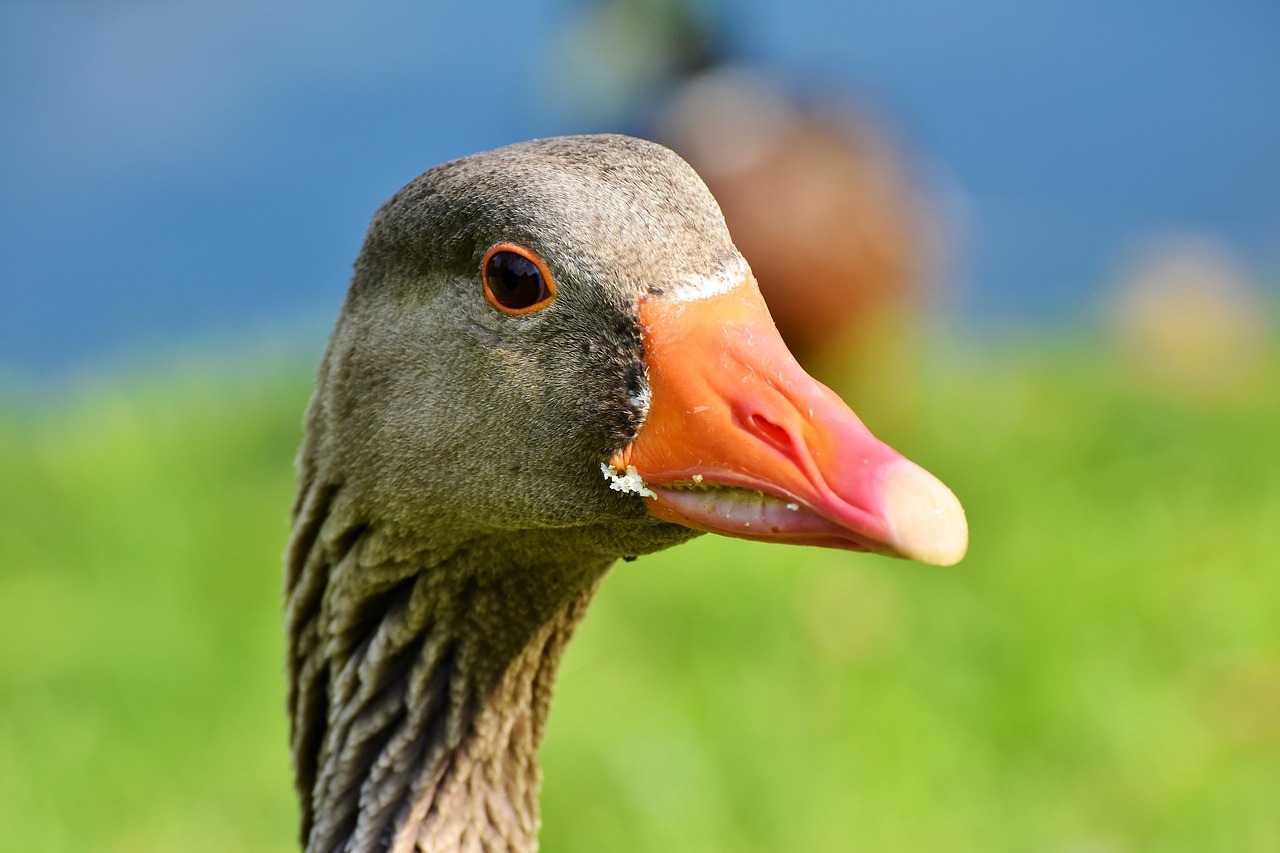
[287,477,610,853]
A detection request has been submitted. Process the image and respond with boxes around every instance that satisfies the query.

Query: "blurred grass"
[1,339,1278,852]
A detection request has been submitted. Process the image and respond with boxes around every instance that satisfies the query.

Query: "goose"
[285,133,967,853]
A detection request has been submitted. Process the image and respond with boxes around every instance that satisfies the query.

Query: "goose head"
[287,134,966,853]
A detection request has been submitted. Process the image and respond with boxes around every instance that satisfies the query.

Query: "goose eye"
[482,244,555,313]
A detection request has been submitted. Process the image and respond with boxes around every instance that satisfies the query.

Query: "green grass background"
[1,340,1277,852]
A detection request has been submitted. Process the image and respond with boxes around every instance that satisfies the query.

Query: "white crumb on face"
[786,502,800,511]
[601,462,657,498]
[693,474,703,484]
[662,256,750,303]
[628,382,651,419]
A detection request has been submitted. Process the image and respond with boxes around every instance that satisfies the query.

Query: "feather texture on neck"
[286,474,613,853]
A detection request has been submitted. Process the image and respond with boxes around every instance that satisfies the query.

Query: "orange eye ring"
[481,242,556,314]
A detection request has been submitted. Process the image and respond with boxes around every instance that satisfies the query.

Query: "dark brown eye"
[482,243,555,313]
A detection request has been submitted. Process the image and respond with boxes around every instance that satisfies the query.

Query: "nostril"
[749,413,794,454]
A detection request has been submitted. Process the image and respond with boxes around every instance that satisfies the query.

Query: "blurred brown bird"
[657,69,940,376]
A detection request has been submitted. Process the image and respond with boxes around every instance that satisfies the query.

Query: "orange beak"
[607,276,967,566]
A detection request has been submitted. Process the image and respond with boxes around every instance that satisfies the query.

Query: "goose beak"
[608,276,968,566]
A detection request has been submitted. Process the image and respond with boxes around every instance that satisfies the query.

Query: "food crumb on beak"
[601,462,656,498]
